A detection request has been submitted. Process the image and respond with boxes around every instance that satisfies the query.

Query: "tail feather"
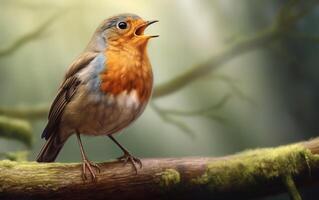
[36,135,64,162]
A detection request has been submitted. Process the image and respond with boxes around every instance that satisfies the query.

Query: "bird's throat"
[99,44,153,103]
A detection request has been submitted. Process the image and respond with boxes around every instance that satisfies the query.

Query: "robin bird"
[36,13,158,180]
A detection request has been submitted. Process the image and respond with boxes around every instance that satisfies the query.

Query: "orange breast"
[100,45,153,103]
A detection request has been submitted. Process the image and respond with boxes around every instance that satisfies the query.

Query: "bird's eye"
[117,22,128,29]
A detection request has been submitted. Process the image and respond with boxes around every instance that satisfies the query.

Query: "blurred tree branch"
[1,0,318,131]
[152,27,277,98]
[0,151,29,162]
[0,11,62,57]
[0,115,33,147]
[0,104,48,120]
[151,94,231,136]
[152,0,319,99]
[0,10,63,146]
[151,74,259,134]
[0,137,319,200]
[206,74,256,105]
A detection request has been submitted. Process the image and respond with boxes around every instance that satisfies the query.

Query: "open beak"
[134,20,159,38]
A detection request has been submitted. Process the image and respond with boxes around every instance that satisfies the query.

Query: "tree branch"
[152,0,319,99]
[0,115,33,147]
[1,1,318,120]
[0,138,319,200]
[151,94,230,136]
[152,27,279,98]
[0,11,62,57]
[0,104,49,120]
[0,151,29,162]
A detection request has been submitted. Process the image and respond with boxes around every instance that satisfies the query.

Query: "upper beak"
[135,20,159,38]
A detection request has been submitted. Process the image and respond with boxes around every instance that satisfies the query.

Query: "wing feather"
[42,52,98,140]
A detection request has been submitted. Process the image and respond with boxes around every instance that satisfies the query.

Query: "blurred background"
[0,0,319,199]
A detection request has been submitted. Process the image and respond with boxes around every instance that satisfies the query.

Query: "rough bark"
[0,138,319,200]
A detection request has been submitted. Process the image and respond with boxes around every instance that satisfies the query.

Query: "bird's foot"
[117,151,142,174]
[81,159,101,181]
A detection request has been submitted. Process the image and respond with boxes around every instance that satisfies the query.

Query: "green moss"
[0,160,80,192]
[192,144,319,191]
[0,160,15,168]
[0,115,33,147]
[157,169,180,188]
[0,161,77,170]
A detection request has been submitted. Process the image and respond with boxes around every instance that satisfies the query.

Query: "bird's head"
[88,14,158,52]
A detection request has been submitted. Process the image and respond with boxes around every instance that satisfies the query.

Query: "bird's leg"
[76,133,100,181]
[108,135,142,173]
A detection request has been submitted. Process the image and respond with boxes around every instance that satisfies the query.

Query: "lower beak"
[135,20,159,38]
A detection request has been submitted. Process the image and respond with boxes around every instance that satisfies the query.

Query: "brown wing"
[41,52,98,140]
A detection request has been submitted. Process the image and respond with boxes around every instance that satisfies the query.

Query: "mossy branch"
[1,138,319,200]
[0,104,49,120]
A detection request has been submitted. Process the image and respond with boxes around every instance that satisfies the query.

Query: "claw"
[91,162,101,173]
[81,159,101,181]
[117,152,142,173]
